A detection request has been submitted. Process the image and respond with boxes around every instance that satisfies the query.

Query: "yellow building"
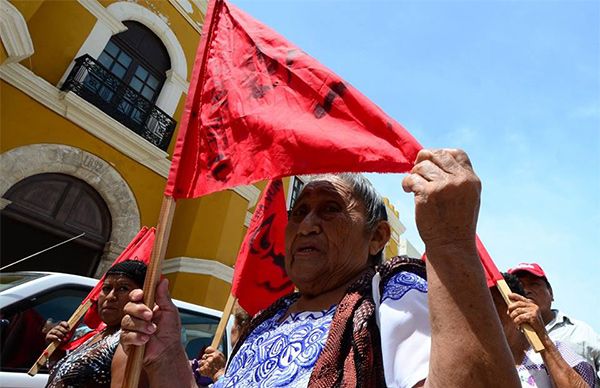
[0,0,416,312]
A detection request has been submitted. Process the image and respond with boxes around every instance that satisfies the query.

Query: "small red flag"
[475,235,504,288]
[165,0,421,199]
[62,227,155,350]
[422,236,504,288]
[232,179,294,316]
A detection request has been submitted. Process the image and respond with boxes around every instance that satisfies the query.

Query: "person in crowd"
[194,302,251,385]
[44,260,147,388]
[120,149,521,387]
[492,273,596,387]
[508,262,600,383]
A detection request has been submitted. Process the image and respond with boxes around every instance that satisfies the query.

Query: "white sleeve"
[373,271,430,388]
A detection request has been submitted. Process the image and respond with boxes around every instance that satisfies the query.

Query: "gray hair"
[308,173,388,264]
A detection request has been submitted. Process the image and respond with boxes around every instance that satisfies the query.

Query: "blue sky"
[232,0,600,330]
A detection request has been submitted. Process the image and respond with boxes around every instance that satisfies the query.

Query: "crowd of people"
[38,149,599,387]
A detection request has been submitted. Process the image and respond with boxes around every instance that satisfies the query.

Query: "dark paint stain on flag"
[314,82,347,119]
[285,49,300,84]
[203,115,232,181]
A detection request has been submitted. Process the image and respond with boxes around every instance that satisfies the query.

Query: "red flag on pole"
[62,227,155,350]
[475,235,504,288]
[422,235,504,288]
[232,179,294,316]
[165,0,421,199]
[164,0,504,319]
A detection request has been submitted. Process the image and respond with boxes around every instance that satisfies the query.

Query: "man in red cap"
[509,262,600,383]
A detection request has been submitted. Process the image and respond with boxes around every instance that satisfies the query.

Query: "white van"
[0,272,232,388]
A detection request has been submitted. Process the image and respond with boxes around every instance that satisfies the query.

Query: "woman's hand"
[198,346,226,381]
[45,321,70,344]
[120,278,183,366]
[119,278,196,387]
[402,148,481,251]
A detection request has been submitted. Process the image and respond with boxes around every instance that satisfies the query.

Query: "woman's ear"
[369,221,391,256]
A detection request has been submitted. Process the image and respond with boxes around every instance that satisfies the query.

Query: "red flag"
[422,236,504,288]
[62,227,155,350]
[165,0,422,199]
[232,179,294,316]
[164,0,503,316]
[475,235,504,288]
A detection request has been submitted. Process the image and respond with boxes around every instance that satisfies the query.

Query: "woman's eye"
[290,205,308,218]
[323,203,341,213]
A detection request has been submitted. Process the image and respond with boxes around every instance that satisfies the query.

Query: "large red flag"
[165,0,503,316]
[165,0,421,199]
[62,227,155,350]
[231,179,294,316]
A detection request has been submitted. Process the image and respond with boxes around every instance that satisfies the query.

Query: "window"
[92,21,170,126]
[179,309,228,360]
[63,21,176,150]
[288,176,305,210]
[0,286,92,373]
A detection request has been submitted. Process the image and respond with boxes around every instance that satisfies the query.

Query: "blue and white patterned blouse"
[214,271,430,388]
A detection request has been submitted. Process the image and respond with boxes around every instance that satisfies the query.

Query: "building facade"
[0,0,419,312]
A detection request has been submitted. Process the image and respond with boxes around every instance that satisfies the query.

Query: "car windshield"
[0,273,47,292]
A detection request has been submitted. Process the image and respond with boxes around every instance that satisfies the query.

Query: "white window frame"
[60,0,189,117]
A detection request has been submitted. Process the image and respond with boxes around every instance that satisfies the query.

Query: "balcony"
[61,55,176,151]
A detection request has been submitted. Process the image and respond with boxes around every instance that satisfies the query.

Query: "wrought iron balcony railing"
[61,55,176,151]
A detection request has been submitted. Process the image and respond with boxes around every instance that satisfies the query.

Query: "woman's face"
[285,176,377,296]
[98,274,139,328]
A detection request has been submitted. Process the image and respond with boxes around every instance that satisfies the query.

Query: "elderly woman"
[121,149,520,387]
[44,260,147,388]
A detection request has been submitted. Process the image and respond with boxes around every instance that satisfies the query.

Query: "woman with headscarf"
[44,260,147,388]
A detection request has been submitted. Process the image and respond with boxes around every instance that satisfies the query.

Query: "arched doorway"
[1,173,111,276]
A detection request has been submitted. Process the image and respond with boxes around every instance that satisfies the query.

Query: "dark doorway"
[0,173,112,276]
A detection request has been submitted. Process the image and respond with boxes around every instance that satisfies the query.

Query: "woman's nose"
[298,211,321,235]
[106,289,117,300]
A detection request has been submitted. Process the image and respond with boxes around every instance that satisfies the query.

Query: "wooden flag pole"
[496,278,545,352]
[28,299,93,376]
[122,196,177,388]
[210,293,237,349]
[122,1,224,385]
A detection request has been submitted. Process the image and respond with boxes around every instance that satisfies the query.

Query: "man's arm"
[119,278,197,387]
[402,149,519,388]
[508,293,592,388]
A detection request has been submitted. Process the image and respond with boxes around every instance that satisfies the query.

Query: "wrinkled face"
[285,177,373,297]
[516,273,553,314]
[98,275,140,327]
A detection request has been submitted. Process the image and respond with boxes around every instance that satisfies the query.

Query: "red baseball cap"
[507,262,547,279]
